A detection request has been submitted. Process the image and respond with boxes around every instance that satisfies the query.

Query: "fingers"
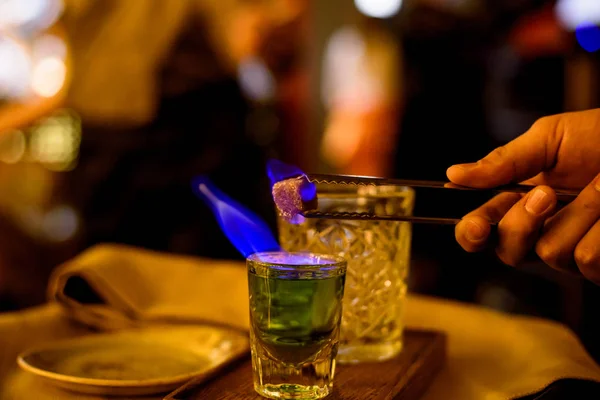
[574,220,600,285]
[535,173,600,276]
[495,186,557,266]
[447,114,565,188]
[456,174,600,285]
[456,187,559,268]
[455,192,522,252]
[455,215,492,253]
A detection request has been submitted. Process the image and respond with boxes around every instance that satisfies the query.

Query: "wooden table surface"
[166,329,447,400]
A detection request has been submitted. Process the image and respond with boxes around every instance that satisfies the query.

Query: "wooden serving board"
[165,329,446,400]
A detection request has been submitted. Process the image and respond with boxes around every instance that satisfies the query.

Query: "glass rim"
[247,251,346,271]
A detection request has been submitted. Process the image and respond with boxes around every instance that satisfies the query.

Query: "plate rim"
[16,325,250,389]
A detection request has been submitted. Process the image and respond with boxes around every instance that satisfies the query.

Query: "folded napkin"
[1,243,600,400]
[47,243,250,332]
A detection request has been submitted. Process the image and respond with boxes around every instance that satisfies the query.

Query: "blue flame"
[192,176,281,258]
[266,159,316,225]
[299,181,317,203]
[266,159,317,203]
[266,159,304,188]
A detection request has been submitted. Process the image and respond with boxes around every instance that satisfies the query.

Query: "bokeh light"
[29,111,81,171]
[33,34,67,60]
[31,56,66,97]
[0,130,26,164]
[237,57,276,102]
[354,0,403,19]
[0,0,63,34]
[0,0,66,102]
[556,0,600,52]
[556,0,600,30]
[322,27,368,109]
[42,204,79,242]
[575,24,600,52]
[0,35,32,100]
[0,0,47,29]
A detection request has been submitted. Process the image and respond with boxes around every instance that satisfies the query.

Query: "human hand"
[447,109,600,283]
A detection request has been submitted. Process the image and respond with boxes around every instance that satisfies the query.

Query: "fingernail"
[595,175,600,192]
[465,220,486,242]
[525,189,551,215]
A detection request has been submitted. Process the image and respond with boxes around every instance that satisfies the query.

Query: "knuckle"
[482,146,508,166]
[574,178,600,212]
[494,238,520,268]
[493,145,509,158]
[582,185,600,205]
[575,244,600,281]
[532,115,555,130]
[498,218,533,239]
[535,239,562,267]
[496,249,518,267]
[531,115,563,145]
[582,200,600,212]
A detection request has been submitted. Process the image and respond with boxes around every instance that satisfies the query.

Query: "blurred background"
[1,0,600,359]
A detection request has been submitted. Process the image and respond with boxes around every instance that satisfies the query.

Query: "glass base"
[336,338,403,364]
[251,345,336,400]
[255,383,332,399]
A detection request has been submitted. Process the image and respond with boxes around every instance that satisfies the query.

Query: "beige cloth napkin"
[1,243,600,400]
[47,243,250,332]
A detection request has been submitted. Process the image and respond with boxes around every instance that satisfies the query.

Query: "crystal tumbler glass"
[277,185,414,363]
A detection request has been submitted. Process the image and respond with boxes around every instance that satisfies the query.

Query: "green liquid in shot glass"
[248,252,346,400]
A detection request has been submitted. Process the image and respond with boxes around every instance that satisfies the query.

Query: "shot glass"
[247,251,347,399]
[277,184,414,364]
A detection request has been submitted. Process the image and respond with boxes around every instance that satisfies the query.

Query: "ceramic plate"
[17,325,249,396]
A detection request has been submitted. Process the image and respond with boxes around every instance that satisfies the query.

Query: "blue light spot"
[191,176,281,258]
[299,179,317,202]
[289,214,306,225]
[576,23,600,52]
[266,159,304,188]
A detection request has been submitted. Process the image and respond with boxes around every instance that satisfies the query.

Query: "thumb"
[447,115,563,188]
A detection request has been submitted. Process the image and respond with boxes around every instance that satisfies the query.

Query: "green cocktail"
[247,251,346,400]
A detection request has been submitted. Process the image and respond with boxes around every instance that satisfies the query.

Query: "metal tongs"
[300,174,580,226]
